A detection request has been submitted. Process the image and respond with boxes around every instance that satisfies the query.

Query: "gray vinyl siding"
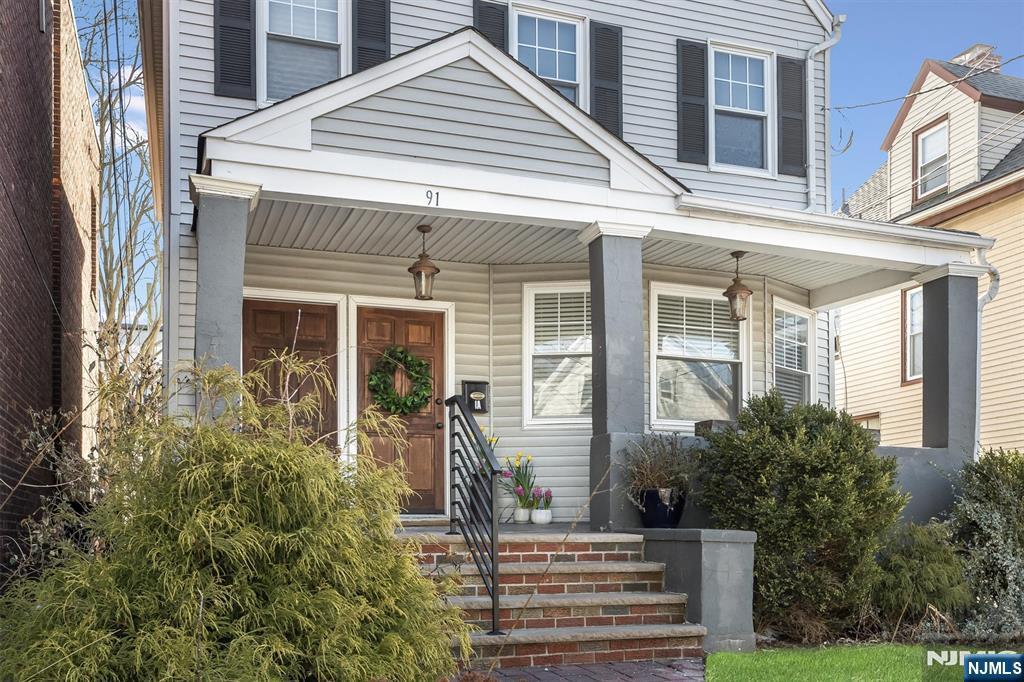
[166,0,833,403]
[389,0,831,211]
[311,59,610,184]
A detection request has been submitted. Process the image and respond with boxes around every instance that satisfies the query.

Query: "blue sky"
[827,0,1024,210]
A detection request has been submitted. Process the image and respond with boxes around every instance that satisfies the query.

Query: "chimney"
[951,44,1001,72]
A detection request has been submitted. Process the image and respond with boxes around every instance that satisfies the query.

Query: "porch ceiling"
[247,199,879,291]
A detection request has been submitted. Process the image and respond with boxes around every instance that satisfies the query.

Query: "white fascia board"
[202,29,682,196]
[802,0,835,32]
[914,262,993,284]
[676,193,995,251]
[207,143,978,273]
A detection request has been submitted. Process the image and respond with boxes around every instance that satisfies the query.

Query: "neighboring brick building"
[0,0,99,562]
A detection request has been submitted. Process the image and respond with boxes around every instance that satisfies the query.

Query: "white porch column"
[189,175,261,373]
[581,222,651,531]
[916,263,990,457]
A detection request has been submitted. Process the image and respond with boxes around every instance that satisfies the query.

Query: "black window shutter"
[676,39,707,164]
[214,0,255,99]
[353,0,390,73]
[590,22,623,137]
[777,56,807,177]
[473,0,507,52]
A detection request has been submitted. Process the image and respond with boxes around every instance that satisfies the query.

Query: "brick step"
[427,560,665,597]
[448,591,687,631]
[467,623,706,668]
[407,531,644,566]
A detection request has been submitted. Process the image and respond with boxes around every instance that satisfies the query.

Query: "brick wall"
[0,0,57,556]
[0,0,98,564]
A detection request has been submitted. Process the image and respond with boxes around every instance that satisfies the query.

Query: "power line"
[829,53,1024,112]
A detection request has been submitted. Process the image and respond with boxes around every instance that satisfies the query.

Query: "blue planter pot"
[640,488,685,529]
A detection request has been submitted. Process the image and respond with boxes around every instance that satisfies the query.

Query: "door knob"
[435,422,444,429]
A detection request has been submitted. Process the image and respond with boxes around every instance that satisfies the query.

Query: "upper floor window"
[263,0,345,102]
[903,287,923,383]
[773,301,814,407]
[711,47,770,172]
[916,120,949,199]
[523,283,592,427]
[651,283,748,430]
[512,7,585,106]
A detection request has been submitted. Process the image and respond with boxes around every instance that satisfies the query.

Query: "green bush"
[0,363,469,680]
[872,522,971,628]
[697,391,907,642]
[950,448,1024,640]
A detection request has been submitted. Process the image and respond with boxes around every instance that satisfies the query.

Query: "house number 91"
[425,189,440,206]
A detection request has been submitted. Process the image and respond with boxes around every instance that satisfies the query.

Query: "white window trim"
[772,296,817,405]
[916,120,949,200]
[510,2,589,113]
[904,285,924,381]
[522,280,592,429]
[649,282,753,433]
[256,0,352,107]
[707,41,776,179]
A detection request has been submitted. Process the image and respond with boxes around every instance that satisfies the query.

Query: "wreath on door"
[367,346,433,415]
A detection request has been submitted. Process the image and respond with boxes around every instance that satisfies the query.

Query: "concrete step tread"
[448,591,687,610]
[401,530,644,544]
[428,560,665,576]
[470,623,707,645]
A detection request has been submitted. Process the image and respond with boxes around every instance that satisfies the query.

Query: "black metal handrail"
[445,395,502,635]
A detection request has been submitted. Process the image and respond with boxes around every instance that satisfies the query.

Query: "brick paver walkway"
[487,657,705,681]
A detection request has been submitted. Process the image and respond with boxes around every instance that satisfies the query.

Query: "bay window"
[264,0,344,102]
[523,283,592,426]
[711,47,770,171]
[651,284,748,429]
[773,301,814,407]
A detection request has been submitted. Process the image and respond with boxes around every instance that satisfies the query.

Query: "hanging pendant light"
[408,224,440,300]
[723,250,754,321]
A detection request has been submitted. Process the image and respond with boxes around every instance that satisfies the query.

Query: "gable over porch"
[182,28,995,528]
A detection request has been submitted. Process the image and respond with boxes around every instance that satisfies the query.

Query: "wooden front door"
[242,299,338,441]
[357,306,445,514]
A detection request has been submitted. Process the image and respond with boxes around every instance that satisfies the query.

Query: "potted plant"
[500,452,536,523]
[530,488,553,524]
[624,434,695,529]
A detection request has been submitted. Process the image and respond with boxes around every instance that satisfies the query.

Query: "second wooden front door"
[356,306,445,514]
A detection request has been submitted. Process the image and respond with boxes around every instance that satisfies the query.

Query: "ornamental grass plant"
[0,354,469,681]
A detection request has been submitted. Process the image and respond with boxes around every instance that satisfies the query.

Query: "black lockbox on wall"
[462,381,489,413]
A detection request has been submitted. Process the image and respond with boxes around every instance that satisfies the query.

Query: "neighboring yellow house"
[839,44,1024,451]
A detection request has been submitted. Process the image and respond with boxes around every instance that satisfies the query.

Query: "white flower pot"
[530,508,552,525]
[513,507,532,524]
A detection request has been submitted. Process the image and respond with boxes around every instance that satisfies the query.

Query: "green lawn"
[706,644,961,682]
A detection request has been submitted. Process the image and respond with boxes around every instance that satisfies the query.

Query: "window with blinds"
[773,305,811,407]
[265,0,342,101]
[653,288,743,425]
[525,285,592,424]
[904,287,923,381]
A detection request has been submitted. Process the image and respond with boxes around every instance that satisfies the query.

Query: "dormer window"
[915,120,949,199]
[511,7,586,108]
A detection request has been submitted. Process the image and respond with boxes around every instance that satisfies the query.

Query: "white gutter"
[972,249,1000,460]
[806,14,846,211]
[897,167,1024,225]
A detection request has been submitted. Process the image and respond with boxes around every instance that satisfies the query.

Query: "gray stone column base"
[588,432,643,532]
[626,528,757,653]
